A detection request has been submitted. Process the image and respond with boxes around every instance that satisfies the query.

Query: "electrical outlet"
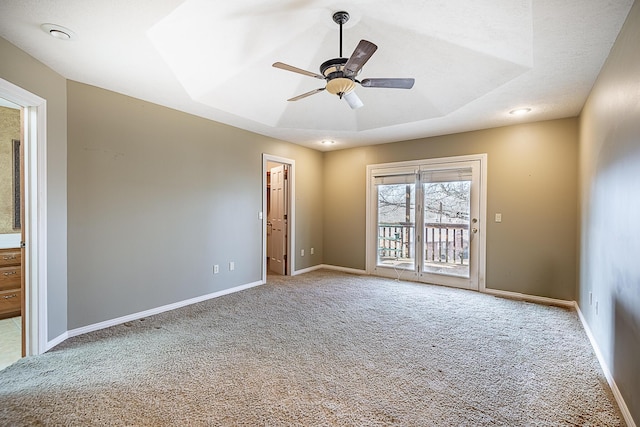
[301,249,305,257]
[310,247,314,255]
[495,213,502,223]
[229,261,235,271]
[213,265,219,274]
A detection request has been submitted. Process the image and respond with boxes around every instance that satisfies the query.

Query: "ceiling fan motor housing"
[321,57,357,97]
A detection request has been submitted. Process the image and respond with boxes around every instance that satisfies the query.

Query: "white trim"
[292,264,368,276]
[483,288,575,308]
[0,78,48,356]
[576,305,637,427]
[292,264,324,275]
[366,154,488,175]
[67,280,264,339]
[477,154,488,293]
[262,154,295,282]
[293,264,369,276]
[319,264,368,275]
[46,331,69,351]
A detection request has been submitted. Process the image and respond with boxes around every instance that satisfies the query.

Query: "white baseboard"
[66,280,264,340]
[292,264,325,275]
[319,264,367,275]
[293,264,367,276]
[46,331,69,352]
[482,287,575,308]
[576,305,636,427]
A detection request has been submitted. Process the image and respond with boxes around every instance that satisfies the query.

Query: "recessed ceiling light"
[321,140,335,145]
[41,24,76,40]
[509,108,531,116]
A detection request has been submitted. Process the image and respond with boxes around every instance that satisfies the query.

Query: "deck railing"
[378,223,469,265]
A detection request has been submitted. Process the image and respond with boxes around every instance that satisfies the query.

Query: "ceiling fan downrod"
[333,11,349,58]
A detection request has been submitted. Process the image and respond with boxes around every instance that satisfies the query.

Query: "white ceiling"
[0,0,633,151]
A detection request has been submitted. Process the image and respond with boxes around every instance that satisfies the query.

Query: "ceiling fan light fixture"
[343,91,364,109]
[326,77,356,97]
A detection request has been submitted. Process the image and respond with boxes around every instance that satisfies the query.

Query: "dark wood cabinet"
[0,248,21,319]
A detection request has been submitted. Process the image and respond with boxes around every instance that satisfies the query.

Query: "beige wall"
[67,81,323,328]
[0,106,20,234]
[0,37,68,341]
[324,118,579,300]
[579,0,640,422]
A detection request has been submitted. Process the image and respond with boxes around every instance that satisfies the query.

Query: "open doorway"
[262,154,295,281]
[0,96,23,370]
[0,77,48,360]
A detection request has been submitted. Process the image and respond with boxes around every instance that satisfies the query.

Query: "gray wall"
[1,34,325,336]
[323,118,579,301]
[67,82,323,328]
[579,0,640,421]
[0,37,68,341]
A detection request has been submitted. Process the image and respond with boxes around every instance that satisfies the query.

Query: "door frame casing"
[0,78,48,356]
[366,154,487,292]
[262,154,295,283]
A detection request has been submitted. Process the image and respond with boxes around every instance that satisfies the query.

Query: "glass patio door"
[418,162,480,289]
[368,156,484,290]
[374,171,417,273]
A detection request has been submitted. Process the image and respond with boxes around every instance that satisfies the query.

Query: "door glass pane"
[377,182,415,270]
[423,173,470,278]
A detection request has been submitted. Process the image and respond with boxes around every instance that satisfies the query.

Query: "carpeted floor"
[0,270,625,426]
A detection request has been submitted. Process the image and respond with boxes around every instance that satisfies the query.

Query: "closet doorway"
[263,154,295,280]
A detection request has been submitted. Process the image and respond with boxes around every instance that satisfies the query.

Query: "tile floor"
[0,316,22,371]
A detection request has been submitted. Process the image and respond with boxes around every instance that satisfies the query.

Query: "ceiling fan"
[273,11,415,109]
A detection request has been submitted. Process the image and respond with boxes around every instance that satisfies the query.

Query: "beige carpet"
[0,270,625,426]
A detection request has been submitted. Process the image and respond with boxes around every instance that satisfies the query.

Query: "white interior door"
[269,165,287,275]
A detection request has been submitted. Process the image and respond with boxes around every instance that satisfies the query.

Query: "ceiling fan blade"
[273,62,325,80]
[287,88,326,102]
[360,78,415,89]
[343,91,364,109]
[344,40,378,76]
